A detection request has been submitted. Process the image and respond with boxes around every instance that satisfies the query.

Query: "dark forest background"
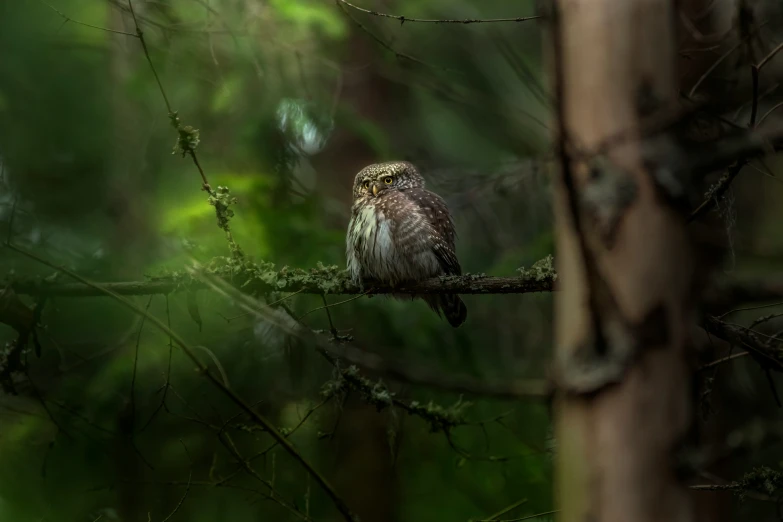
[3,1,783,521]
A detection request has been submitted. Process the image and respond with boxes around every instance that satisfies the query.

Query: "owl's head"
[352,161,424,199]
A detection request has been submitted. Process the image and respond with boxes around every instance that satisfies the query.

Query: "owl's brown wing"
[396,188,461,276]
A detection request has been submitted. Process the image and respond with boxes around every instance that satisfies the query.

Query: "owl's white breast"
[347,199,440,286]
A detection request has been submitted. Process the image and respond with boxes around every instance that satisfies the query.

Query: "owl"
[346,161,467,327]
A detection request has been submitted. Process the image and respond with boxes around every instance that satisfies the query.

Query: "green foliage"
[270,0,348,39]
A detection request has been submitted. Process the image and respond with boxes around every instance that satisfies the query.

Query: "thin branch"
[217,433,314,521]
[124,6,210,191]
[701,316,783,372]
[719,300,783,319]
[698,351,749,371]
[335,0,540,24]
[139,295,174,433]
[160,440,192,522]
[40,0,139,37]
[758,41,783,71]
[334,0,460,74]
[474,509,559,522]
[130,296,155,433]
[298,292,369,321]
[688,161,745,223]
[757,101,783,127]
[127,0,172,112]
[688,22,768,98]
[689,483,740,491]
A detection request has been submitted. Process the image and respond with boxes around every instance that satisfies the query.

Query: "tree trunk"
[551,2,696,522]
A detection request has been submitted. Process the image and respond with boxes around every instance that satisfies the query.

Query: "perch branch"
[10,263,557,298]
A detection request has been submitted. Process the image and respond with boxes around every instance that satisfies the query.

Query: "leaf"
[186,291,203,332]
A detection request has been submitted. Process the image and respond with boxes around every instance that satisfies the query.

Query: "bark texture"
[552,1,696,521]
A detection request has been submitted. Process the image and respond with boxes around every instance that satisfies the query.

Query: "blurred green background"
[0,1,556,521]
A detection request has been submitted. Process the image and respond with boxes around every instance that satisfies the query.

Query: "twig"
[298,292,369,321]
[160,440,192,522]
[719,300,783,319]
[757,101,783,127]
[702,316,783,372]
[334,0,460,74]
[319,294,342,340]
[474,509,559,522]
[41,0,139,37]
[335,0,540,24]
[138,295,174,433]
[127,0,173,113]
[750,41,783,128]
[218,432,314,521]
[689,22,768,98]
[698,351,749,371]
[688,161,746,223]
[194,345,230,388]
[130,296,155,433]
[758,42,783,71]
[689,483,740,491]
[5,243,358,522]
[471,498,527,522]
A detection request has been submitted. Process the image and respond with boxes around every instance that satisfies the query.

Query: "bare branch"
[40,0,139,37]
[701,316,783,371]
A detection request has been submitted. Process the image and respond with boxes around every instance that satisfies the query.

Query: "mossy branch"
[321,365,472,433]
[691,466,783,502]
[10,256,557,298]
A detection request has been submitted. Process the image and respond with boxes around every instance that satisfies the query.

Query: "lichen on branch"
[322,365,471,432]
[10,256,557,298]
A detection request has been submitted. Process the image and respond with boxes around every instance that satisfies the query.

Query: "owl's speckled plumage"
[346,161,467,327]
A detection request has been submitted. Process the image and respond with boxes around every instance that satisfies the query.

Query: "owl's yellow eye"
[362,180,370,189]
[383,176,393,185]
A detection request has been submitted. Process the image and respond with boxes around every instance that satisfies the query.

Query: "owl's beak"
[372,183,380,197]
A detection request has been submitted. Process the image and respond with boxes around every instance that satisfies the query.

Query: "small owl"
[346,161,467,327]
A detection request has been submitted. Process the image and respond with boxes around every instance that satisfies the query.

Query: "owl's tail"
[423,294,467,328]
